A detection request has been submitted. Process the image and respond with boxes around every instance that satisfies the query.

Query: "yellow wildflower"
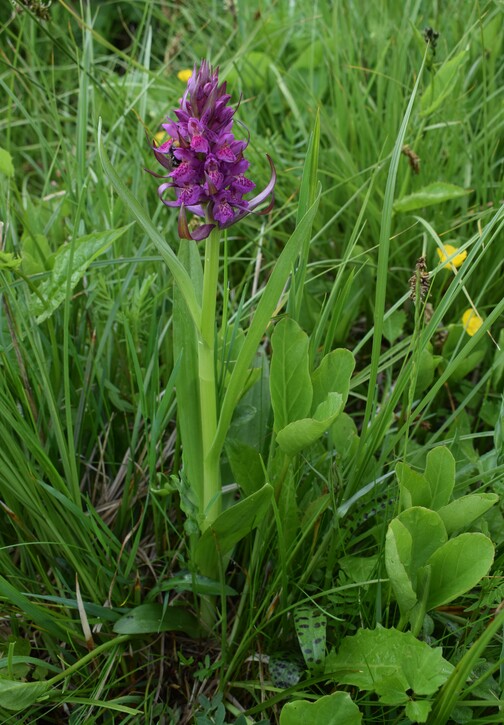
[437,244,467,269]
[154,131,167,145]
[177,69,193,83]
[461,309,483,336]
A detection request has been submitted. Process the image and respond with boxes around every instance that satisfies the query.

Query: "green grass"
[1,0,504,722]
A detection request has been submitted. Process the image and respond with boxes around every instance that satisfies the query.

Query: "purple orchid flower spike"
[148,60,276,240]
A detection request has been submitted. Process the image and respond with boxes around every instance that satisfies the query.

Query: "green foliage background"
[0,0,503,722]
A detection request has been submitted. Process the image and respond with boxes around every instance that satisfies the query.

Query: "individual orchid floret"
[148,60,276,241]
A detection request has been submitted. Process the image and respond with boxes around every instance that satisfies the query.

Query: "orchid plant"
[147,61,275,538]
[99,58,320,590]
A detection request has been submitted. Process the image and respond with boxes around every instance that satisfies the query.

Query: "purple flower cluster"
[149,61,275,241]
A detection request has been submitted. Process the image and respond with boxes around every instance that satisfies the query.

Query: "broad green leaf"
[270,318,312,432]
[394,183,470,213]
[385,518,418,616]
[112,603,200,637]
[406,699,432,723]
[425,447,455,509]
[280,691,362,725]
[311,348,355,409]
[0,148,14,177]
[0,679,50,712]
[276,392,342,456]
[294,606,327,672]
[195,484,273,569]
[394,507,447,574]
[326,627,453,703]
[28,226,131,323]
[20,232,53,275]
[426,533,494,610]
[396,462,431,509]
[420,51,468,117]
[437,494,498,534]
[329,412,359,460]
[226,440,265,497]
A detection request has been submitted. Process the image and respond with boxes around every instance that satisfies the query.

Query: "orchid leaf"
[270,317,312,432]
[0,679,51,712]
[294,606,327,672]
[112,603,200,637]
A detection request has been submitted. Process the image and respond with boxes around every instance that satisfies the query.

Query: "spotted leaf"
[294,606,327,672]
[269,658,303,689]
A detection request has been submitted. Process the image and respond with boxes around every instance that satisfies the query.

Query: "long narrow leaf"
[210,188,321,462]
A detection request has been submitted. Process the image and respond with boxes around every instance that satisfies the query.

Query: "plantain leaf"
[276,392,343,456]
[426,533,494,610]
[437,493,498,534]
[394,183,470,213]
[28,226,131,323]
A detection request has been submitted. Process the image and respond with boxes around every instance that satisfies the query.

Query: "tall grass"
[0,0,503,721]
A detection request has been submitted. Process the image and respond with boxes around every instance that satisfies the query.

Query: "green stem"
[47,635,130,687]
[199,226,221,530]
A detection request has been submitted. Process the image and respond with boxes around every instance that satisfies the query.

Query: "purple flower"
[148,60,276,241]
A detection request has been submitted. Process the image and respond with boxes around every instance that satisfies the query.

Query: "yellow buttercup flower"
[461,309,483,336]
[154,131,167,145]
[437,244,467,269]
[177,69,193,83]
